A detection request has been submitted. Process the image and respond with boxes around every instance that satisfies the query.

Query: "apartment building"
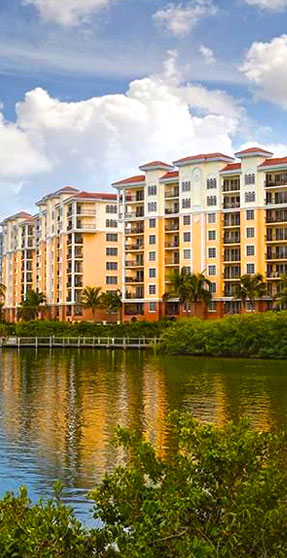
[113,147,287,321]
[1,186,122,322]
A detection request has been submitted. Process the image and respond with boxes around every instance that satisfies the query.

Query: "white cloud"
[153,0,217,37]
[241,34,287,109]
[244,0,287,11]
[199,44,215,64]
[23,0,118,26]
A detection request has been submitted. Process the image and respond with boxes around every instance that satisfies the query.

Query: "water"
[0,348,286,522]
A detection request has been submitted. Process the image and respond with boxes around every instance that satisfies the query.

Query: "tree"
[164,268,193,315]
[233,273,266,312]
[17,290,46,321]
[186,272,212,315]
[164,269,212,316]
[80,286,102,322]
[273,274,287,310]
[0,283,6,322]
[91,413,287,557]
[101,290,122,322]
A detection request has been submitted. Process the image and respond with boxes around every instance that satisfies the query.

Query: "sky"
[1,0,287,217]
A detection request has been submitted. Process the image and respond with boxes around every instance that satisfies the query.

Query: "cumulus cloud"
[23,0,118,26]
[244,0,287,10]
[241,34,287,109]
[199,44,215,64]
[153,0,217,37]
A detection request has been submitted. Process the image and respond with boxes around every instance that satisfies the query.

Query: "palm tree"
[101,290,122,322]
[273,274,287,310]
[17,290,46,321]
[0,283,6,323]
[81,286,102,322]
[164,268,191,315]
[186,272,212,315]
[233,273,266,312]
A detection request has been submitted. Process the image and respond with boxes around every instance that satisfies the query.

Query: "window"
[149,218,156,228]
[208,248,216,258]
[246,227,255,238]
[183,215,191,225]
[183,266,191,274]
[182,181,191,192]
[149,251,156,261]
[208,213,216,224]
[246,301,253,312]
[245,191,256,203]
[207,196,217,206]
[148,185,157,196]
[106,204,117,214]
[106,233,118,241]
[182,198,191,209]
[208,230,216,241]
[208,301,217,312]
[148,202,157,212]
[106,276,118,284]
[106,219,117,228]
[246,245,255,256]
[246,263,255,274]
[149,235,156,245]
[106,247,118,256]
[149,285,156,295]
[246,209,254,220]
[106,262,118,270]
[207,178,217,189]
[149,302,156,313]
[183,232,191,242]
[208,265,216,276]
[245,173,255,185]
[209,282,216,293]
[183,249,191,259]
[149,268,156,278]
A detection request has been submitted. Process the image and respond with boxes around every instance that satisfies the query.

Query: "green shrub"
[159,312,287,358]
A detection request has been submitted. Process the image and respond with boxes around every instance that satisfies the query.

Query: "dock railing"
[0,337,161,350]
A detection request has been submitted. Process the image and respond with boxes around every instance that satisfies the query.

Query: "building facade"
[113,147,287,321]
[1,187,122,322]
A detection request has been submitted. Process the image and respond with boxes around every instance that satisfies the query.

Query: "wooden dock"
[0,336,161,350]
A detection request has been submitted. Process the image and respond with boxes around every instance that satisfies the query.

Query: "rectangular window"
[208,213,216,224]
[246,227,255,238]
[246,209,254,220]
[208,265,216,276]
[148,202,157,212]
[149,285,156,295]
[106,262,118,270]
[182,181,191,192]
[149,251,156,261]
[183,249,191,259]
[245,173,255,185]
[208,301,217,312]
[207,178,217,189]
[209,282,216,293]
[106,247,118,256]
[183,232,191,242]
[246,245,255,256]
[182,198,191,209]
[148,185,157,196]
[106,204,117,214]
[106,276,118,284]
[106,233,118,241]
[106,220,118,228]
[246,263,255,274]
[149,302,156,313]
[149,268,156,278]
[149,235,156,245]
[149,218,156,228]
[208,247,216,258]
[183,215,191,225]
[245,191,256,203]
[207,196,217,206]
[208,230,216,241]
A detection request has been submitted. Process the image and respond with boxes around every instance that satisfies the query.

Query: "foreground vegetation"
[159,312,287,358]
[1,414,287,557]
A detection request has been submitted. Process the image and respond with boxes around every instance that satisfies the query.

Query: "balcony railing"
[165,224,179,231]
[223,235,240,244]
[165,242,179,248]
[125,244,144,251]
[266,251,287,260]
[165,207,179,214]
[125,261,144,267]
[223,201,240,209]
[165,189,179,199]
[126,292,144,299]
[125,227,144,234]
[125,277,144,284]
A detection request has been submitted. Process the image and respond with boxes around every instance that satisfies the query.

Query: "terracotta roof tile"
[220,163,242,172]
[160,170,179,180]
[174,152,233,164]
[259,157,287,168]
[112,175,145,186]
[74,191,117,200]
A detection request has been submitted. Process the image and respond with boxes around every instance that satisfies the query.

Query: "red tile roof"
[174,152,233,164]
[112,175,145,186]
[160,170,179,180]
[74,191,117,200]
[258,157,287,168]
[3,211,31,222]
[235,147,273,157]
[139,161,173,170]
[221,162,241,172]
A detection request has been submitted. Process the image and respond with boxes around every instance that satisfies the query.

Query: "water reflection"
[0,349,286,520]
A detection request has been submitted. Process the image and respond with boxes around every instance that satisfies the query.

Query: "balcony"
[223,181,240,193]
[126,291,144,299]
[125,243,144,251]
[126,193,144,203]
[266,230,287,242]
[125,226,144,235]
[223,234,240,244]
[125,277,144,284]
[223,216,240,227]
[165,241,179,248]
[165,221,179,232]
[223,199,240,209]
[125,210,144,219]
[266,193,287,205]
[223,252,241,263]
[265,175,287,188]
[266,250,287,261]
[266,210,287,224]
[165,258,180,266]
[165,189,179,199]
[224,266,241,280]
[125,260,144,267]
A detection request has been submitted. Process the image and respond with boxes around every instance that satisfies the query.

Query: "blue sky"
[0,0,287,217]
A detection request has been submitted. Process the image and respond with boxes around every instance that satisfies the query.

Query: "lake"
[0,348,286,522]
